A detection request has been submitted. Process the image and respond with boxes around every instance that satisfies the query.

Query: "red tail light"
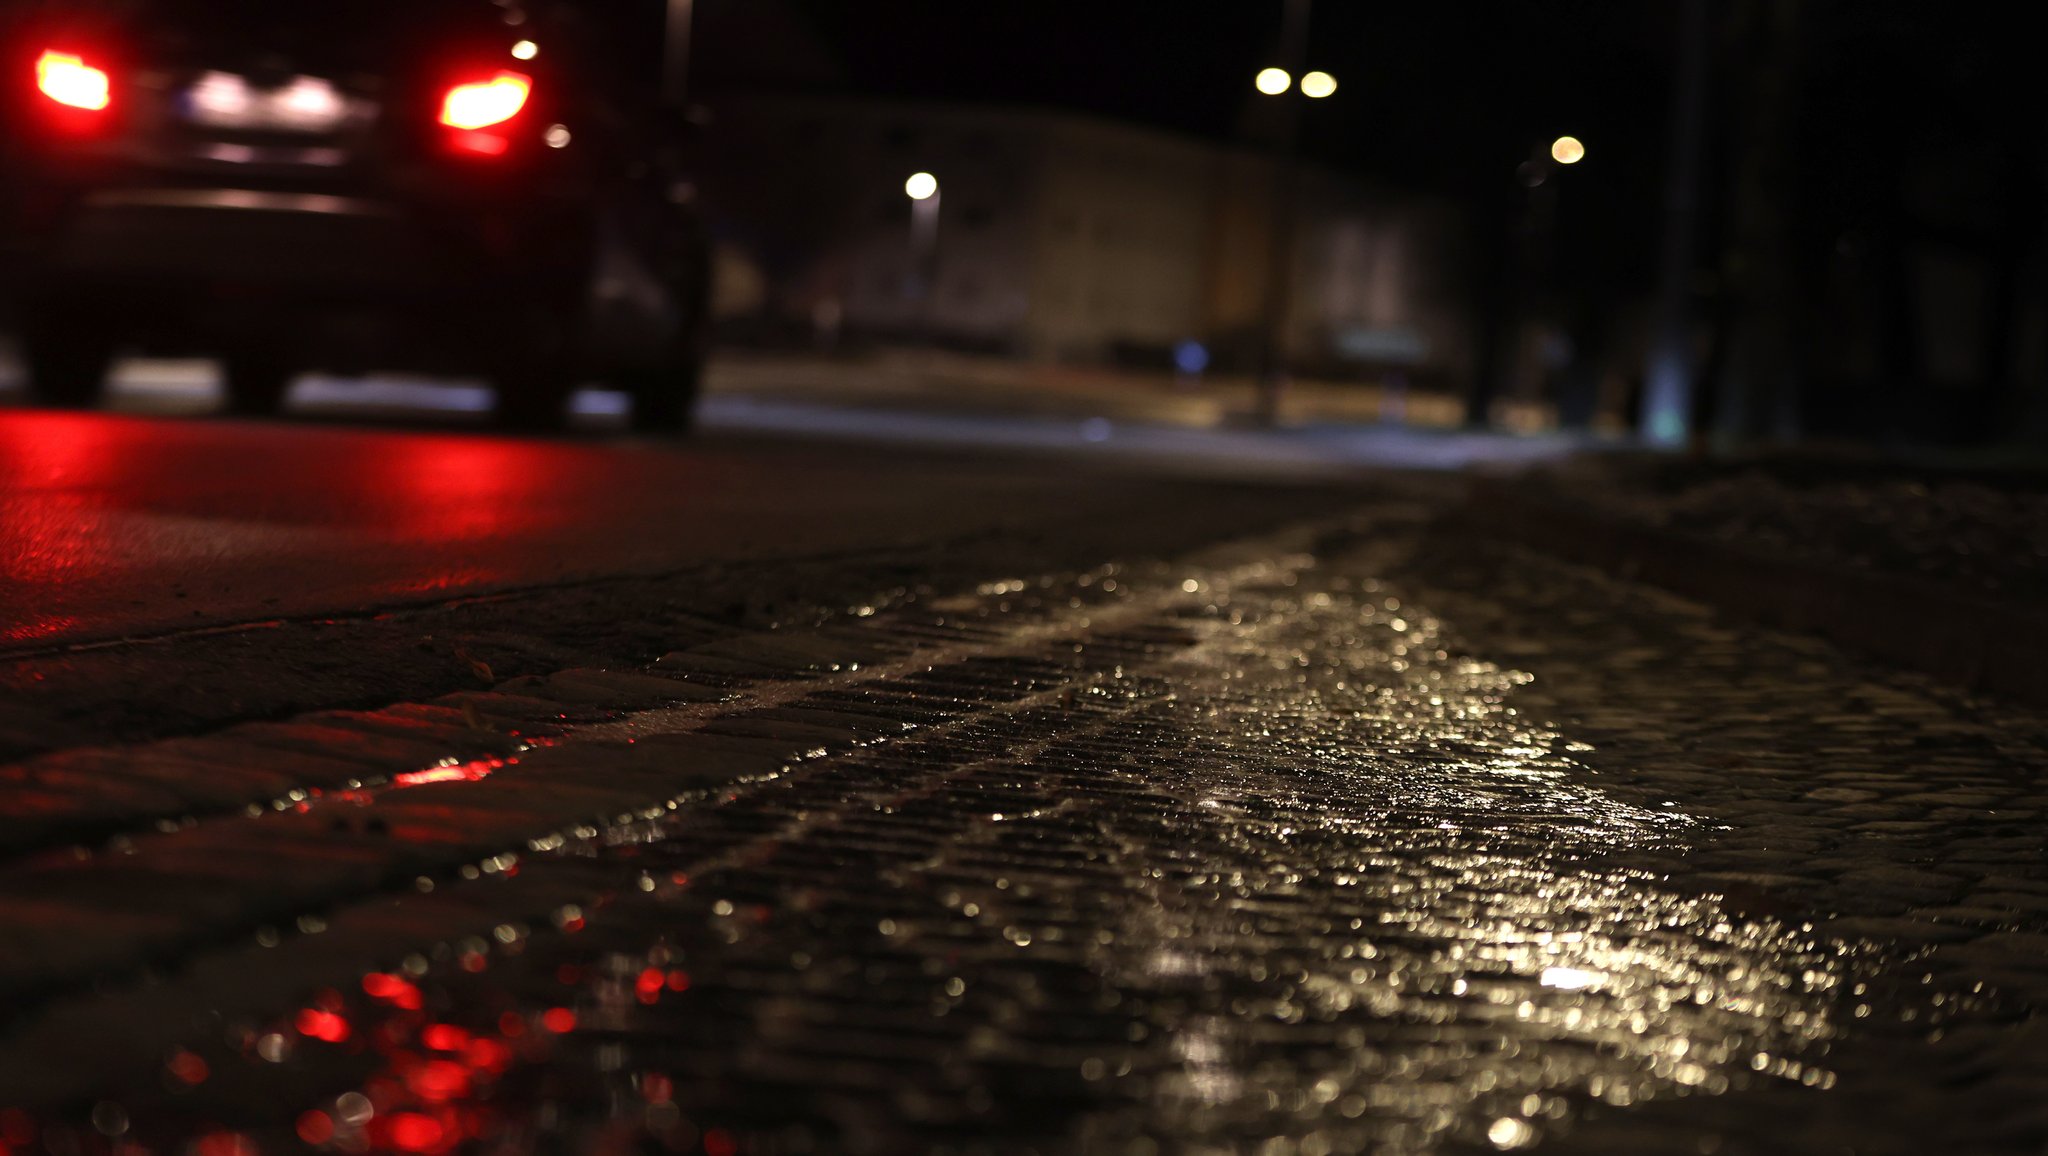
[447,131,510,156]
[438,71,529,130]
[35,49,111,111]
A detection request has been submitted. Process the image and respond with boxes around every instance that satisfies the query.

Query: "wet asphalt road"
[2,409,2047,1155]
[0,407,1311,649]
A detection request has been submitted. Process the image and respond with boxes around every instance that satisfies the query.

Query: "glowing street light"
[904,172,943,318]
[1550,135,1585,165]
[1250,0,1320,428]
[510,39,538,60]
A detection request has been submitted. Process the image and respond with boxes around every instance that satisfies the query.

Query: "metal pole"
[1254,0,1312,427]
[910,189,942,345]
[1641,0,1710,445]
[663,0,695,109]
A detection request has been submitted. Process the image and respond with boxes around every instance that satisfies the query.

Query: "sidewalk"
[1463,452,2048,707]
[703,347,1562,433]
[702,349,1590,477]
[713,360,2048,706]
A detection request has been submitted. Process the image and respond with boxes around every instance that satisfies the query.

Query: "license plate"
[182,72,354,132]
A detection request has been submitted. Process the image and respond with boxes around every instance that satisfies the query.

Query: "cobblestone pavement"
[1,501,2045,1155]
[1520,455,2048,602]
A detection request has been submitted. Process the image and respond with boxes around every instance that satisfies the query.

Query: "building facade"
[701,94,1472,385]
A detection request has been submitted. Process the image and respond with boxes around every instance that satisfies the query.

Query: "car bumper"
[20,185,582,298]
[49,189,448,291]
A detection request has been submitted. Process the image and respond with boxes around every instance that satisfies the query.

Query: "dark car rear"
[0,0,709,429]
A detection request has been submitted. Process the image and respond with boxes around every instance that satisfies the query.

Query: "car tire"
[622,347,703,435]
[221,354,297,417]
[492,363,576,432]
[19,316,113,409]
[486,306,580,432]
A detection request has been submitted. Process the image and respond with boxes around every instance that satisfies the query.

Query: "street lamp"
[1465,136,1591,428]
[1248,0,1326,426]
[663,0,693,108]
[904,173,942,342]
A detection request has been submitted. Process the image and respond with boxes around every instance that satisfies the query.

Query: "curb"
[1459,479,2048,710]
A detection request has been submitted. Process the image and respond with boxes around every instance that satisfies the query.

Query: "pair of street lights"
[1255,63,1587,167]
[1254,67,1337,99]
[1246,58,1337,422]
[1256,52,1586,432]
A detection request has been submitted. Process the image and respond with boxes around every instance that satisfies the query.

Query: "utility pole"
[1253,0,1312,427]
[1463,138,1584,430]
[905,173,942,346]
[1713,0,1804,448]
[1641,0,1711,446]
[663,0,694,109]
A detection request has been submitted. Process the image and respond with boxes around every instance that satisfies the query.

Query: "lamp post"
[1465,135,1587,429]
[1642,0,1711,446]
[663,0,693,109]
[1250,0,1332,427]
[905,172,941,344]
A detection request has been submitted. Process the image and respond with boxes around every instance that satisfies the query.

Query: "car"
[0,0,710,431]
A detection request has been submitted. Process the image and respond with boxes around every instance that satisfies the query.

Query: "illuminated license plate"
[182,72,355,132]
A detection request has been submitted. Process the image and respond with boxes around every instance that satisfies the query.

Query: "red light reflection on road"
[352,434,590,599]
[0,909,746,1156]
[384,1113,446,1154]
[166,1049,210,1086]
[297,1110,336,1145]
[0,415,127,641]
[2,409,720,651]
[0,411,636,646]
[1,615,79,644]
[192,1133,258,1156]
[292,940,713,1154]
[392,756,508,788]
[0,1109,37,1150]
[297,1008,353,1044]
[363,973,424,1010]
[374,436,569,546]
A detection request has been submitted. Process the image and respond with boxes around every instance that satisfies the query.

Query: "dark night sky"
[713,0,1676,195]
[674,0,2046,304]
[683,0,1681,293]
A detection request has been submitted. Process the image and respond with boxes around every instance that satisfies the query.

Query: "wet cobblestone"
[0,509,2044,1154]
[1386,517,2048,1154]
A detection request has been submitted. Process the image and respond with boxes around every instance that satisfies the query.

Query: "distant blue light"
[1642,347,1691,447]
[1174,340,1210,375]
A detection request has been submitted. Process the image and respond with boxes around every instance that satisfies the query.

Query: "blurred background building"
[666,0,2048,452]
[699,94,1470,388]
